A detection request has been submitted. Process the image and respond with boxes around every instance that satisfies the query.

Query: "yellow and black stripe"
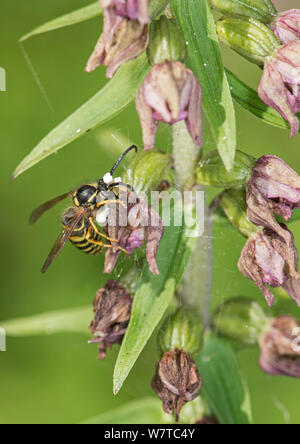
[63,217,104,256]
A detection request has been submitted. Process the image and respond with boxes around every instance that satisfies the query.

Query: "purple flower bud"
[104,198,164,276]
[238,227,300,307]
[89,280,132,360]
[136,61,202,150]
[259,316,300,377]
[271,9,300,44]
[101,0,150,24]
[247,155,300,224]
[86,6,148,78]
[258,40,300,137]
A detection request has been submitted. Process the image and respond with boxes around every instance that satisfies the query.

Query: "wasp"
[30,146,138,273]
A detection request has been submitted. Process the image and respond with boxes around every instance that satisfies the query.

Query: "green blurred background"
[0,0,300,424]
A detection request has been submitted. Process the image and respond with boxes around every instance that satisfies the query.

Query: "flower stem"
[172,121,200,190]
[181,202,213,328]
[172,121,213,328]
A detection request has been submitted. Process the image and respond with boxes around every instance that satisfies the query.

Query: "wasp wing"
[30,191,75,225]
[41,207,87,273]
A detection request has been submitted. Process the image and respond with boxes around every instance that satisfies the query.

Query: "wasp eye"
[75,185,97,206]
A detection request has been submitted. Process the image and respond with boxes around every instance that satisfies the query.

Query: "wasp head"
[73,185,98,208]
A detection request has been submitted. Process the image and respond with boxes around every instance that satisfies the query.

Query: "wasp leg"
[88,217,119,243]
[86,226,129,257]
[96,199,126,209]
[86,226,112,249]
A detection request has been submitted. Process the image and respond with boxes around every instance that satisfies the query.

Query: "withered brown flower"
[89,280,132,359]
[101,0,150,24]
[271,9,300,44]
[259,316,300,377]
[104,196,164,276]
[151,349,202,420]
[86,5,148,77]
[258,40,300,137]
[136,61,202,151]
[238,227,300,307]
[247,155,300,230]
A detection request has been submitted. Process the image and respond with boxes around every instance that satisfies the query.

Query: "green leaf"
[226,69,300,132]
[13,1,170,180]
[20,2,102,42]
[113,201,197,394]
[93,127,137,161]
[196,331,252,424]
[172,0,236,172]
[1,306,91,337]
[12,54,150,180]
[20,0,169,43]
[81,397,172,424]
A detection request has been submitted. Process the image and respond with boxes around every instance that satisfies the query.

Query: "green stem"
[181,202,213,328]
[172,121,213,328]
[172,121,200,190]
[1,306,91,337]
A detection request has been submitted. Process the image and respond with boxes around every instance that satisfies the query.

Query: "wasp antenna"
[110,145,138,176]
[109,181,137,195]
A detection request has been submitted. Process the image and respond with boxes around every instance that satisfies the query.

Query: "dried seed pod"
[89,281,132,359]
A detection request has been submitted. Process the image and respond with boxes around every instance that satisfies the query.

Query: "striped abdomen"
[69,219,104,255]
[62,208,104,256]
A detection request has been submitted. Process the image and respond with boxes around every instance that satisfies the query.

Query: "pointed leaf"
[20,0,170,43]
[113,202,197,394]
[20,2,102,42]
[13,0,171,179]
[226,69,300,132]
[81,397,171,424]
[172,0,236,171]
[93,127,137,161]
[13,54,150,179]
[196,331,252,424]
[1,306,91,336]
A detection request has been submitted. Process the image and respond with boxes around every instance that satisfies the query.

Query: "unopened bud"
[196,150,256,189]
[179,396,210,424]
[217,189,260,238]
[122,150,172,194]
[216,17,281,65]
[210,0,277,24]
[158,309,203,358]
[147,15,187,65]
[213,298,271,346]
